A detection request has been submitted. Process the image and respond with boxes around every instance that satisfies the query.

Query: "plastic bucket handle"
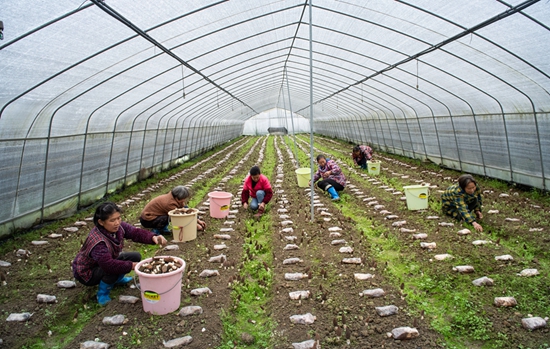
[133,273,183,295]
[172,217,196,242]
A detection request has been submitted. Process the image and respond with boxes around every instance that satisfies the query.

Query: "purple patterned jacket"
[72,222,155,282]
[313,159,347,187]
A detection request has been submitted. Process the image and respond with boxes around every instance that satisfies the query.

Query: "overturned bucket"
[207,191,233,219]
[135,256,186,315]
[295,168,311,188]
[168,208,198,242]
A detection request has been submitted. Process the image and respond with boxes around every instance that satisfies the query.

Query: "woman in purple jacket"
[310,154,346,201]
[72,202,167,306]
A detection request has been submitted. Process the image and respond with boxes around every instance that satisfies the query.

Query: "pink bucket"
[207,191,233,218]
[134,256,186,315]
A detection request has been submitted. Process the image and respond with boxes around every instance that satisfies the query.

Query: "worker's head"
[352,145,361,156]
[94,202,123,232]
[250,166,261,182]
[172,185,191,201]
[458,174,477,195]
[316,154,327,167]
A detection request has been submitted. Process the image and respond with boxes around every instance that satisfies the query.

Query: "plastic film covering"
[0,0,549,236]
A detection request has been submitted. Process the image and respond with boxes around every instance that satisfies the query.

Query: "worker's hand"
[243,202,248,209]
[152,235,167,247]
[308,180,311,186]
[259,202,265,209]
[473,222,483,232]
[475,211,483,220]
[197,220,206,231]
[322,171,331,178]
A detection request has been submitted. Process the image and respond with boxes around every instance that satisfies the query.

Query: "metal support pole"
[285,67,300,168]
[308,0,315,221]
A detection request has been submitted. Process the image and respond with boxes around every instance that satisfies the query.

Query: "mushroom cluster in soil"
[138,257,183,274]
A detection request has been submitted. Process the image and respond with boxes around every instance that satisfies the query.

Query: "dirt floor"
[0,135,548,348]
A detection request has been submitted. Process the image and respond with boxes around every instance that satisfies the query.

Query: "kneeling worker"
[241,166,273,217]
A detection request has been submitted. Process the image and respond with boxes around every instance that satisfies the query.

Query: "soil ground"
[0,135,548,349]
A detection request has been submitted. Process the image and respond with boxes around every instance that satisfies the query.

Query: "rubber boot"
[254,205,265,218]
[115,274,133,285]
[327,186,340,201]
[97,281,113,306]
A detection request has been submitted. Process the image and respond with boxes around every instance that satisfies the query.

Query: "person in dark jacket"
[352,145,374,170]
[241,166,273,217]
[73,202,167,306]
[441,174,483,232]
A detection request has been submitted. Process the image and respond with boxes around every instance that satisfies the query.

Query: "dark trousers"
[76,252,141,286]
[140,215,169,229]
[357,156,367,169]
[317,179,344,192]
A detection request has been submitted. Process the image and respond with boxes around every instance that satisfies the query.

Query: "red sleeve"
[262,188,273,204]
[241,189,250,204]
[241,176,251,204]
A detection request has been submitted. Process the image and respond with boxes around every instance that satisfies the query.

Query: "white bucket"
[367,160,381,175]
[403,185,429,210]
[168,208,198,242]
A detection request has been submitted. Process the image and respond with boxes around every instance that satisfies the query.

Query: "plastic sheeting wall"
[314,112,549,189]
[0,124,242,237]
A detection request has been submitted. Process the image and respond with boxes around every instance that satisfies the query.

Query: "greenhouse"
[0,1,549,348]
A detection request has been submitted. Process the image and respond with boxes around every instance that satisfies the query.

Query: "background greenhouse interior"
[1,0,549,237]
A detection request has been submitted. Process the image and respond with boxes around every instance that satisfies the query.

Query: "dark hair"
[458,174,476,191]
[352,145,361,153]
[93,202,122,227]
[250,166,261,176]
[316,154,326,162]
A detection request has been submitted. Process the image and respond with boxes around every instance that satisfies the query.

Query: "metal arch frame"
[4,0,545,130]
[4,0,540,132]
[2,0,547,221]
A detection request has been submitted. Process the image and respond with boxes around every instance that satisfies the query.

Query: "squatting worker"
[352,144,374,170]
[309,154,346,201]
[140,185,206,235]
[72,202,167,306]
[241,165,273,217]
[441,174,483,232]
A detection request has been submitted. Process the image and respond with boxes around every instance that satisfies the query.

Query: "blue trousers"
[250,190,265,210]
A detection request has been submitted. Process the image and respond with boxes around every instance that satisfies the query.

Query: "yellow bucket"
[295,168,311,188]
[168,208,198,242]
[367,160,381,175]
[403,185,429,210]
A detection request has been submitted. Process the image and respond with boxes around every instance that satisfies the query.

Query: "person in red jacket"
[241,166,273,217]
[73,202,167,306]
